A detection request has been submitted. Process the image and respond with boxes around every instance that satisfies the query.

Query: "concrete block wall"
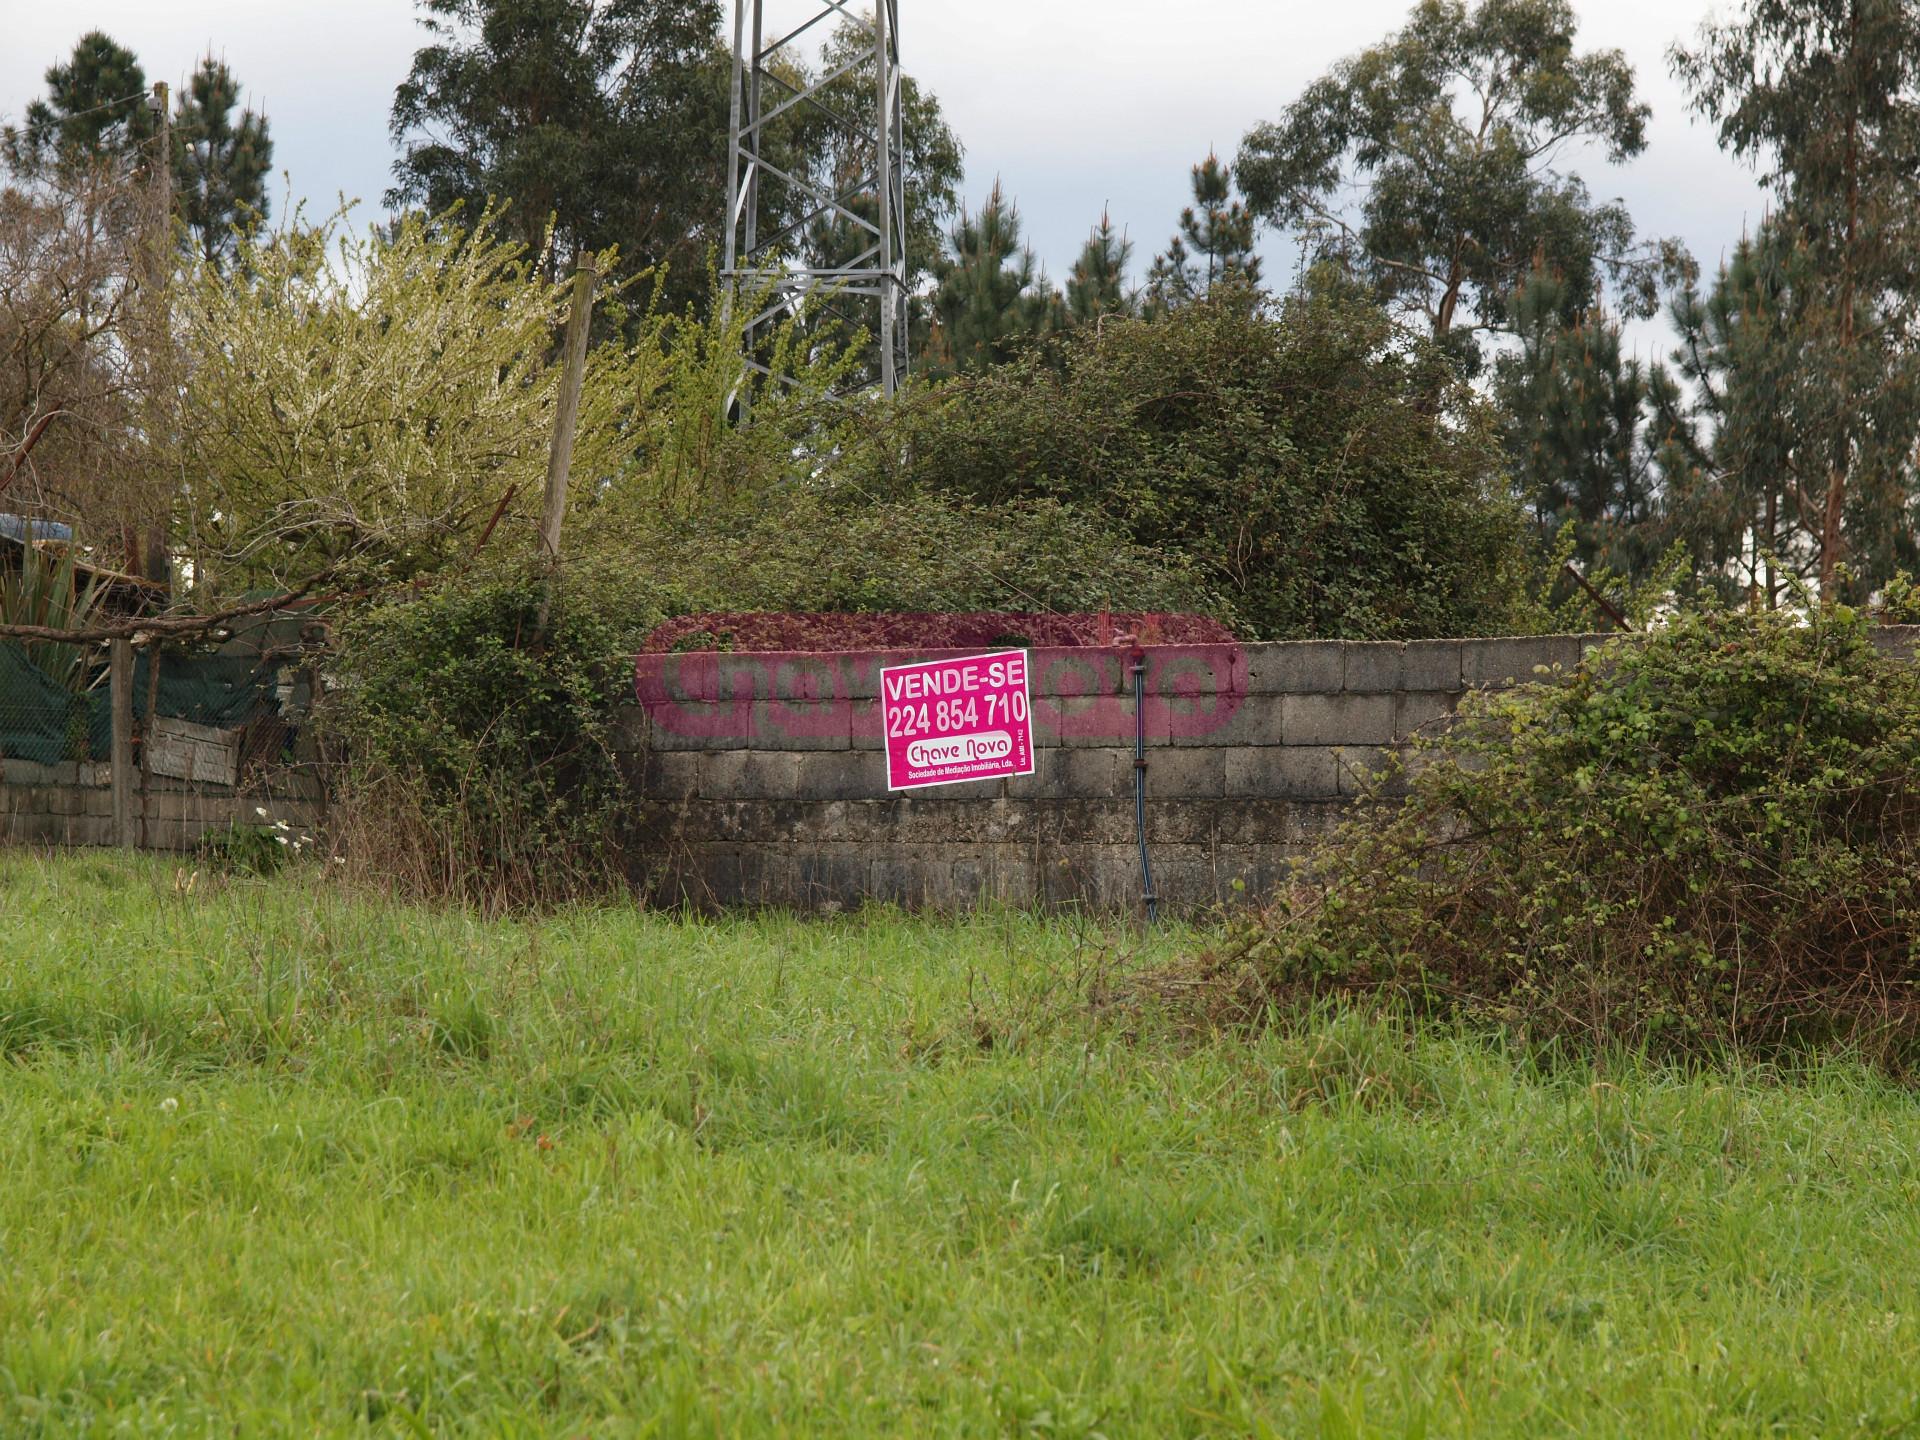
[623,634,1612,913]
[0,756,322,852]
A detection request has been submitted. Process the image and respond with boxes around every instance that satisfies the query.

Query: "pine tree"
[172,55,273,268]
[1066,212,1132,327]
[1651,231,1809,604]
[1654,221,1920,605]
[1495,270,1658,578]
[1147,153,1259,311]
[927,182,1058,374]
[1675,0,1920,596]
[1,32,155,182]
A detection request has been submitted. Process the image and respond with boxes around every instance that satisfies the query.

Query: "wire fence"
[0,614,325,851]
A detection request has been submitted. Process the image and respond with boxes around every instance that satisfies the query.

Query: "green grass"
[3,852,1920,1437]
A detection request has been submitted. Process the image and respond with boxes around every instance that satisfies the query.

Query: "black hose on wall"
[1131,647,1158,924]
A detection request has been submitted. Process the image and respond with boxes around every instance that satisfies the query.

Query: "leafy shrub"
[1192,606,1920,1061]
[857,280,1533,640]
[322,559,661,908]
[622,487,1230,622]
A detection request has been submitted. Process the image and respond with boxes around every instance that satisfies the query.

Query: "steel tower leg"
[723,0,909,402]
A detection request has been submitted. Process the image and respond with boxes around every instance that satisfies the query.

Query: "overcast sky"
[2,0,1770,361]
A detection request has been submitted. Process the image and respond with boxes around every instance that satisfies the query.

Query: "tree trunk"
[1818,2,1863,598]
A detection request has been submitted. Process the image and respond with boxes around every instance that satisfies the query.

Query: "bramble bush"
[863,279,1535,640]
[624,487,1228,621]
[1185,606,1920,1062]
[322,559,662,908]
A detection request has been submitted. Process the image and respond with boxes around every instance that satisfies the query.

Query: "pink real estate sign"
[880,649,1035,791]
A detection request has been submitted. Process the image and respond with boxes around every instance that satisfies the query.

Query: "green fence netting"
[1,643,283,764]
[0,643,88,765]
[83,650,281,760]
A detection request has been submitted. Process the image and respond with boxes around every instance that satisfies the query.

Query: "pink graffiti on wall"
[633,613,1246,747]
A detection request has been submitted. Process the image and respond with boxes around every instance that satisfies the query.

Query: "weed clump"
[1183,606,1920,1061]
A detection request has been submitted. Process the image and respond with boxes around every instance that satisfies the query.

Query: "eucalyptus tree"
[388,0,726,297]
[1238,0,1684,369]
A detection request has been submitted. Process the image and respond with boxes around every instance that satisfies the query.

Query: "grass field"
[4,852,1920,1436]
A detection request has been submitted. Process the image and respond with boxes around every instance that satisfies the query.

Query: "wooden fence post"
[110,637,134,847]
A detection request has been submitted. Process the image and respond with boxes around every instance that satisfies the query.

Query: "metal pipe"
[1131,646,1158,924]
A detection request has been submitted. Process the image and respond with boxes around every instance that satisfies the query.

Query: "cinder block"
[1171,693,1286,747]
[66,815,115,847]
[1401,639,1464,692]
[863,843,1013,909]
[1871,625,1920,661]
[1037,798,1137,847]
[765,655,849,702]
[788,751,884,801]
[646,703,749,751]
[1285,800,1350,845]
[1031,649,1128,699]
[701,750,801,800]
[1142,747,1224,798]
[1210,845,1310,904]
[1243,641,1344,694]
[1226,746,1340,800]
[1463,635,1582,688]
[1333,745,1405,797]
[1281,692,1395,747]
[1034,843,1144,910]
[1,812,53,843]
[640,751,701,801]
[914,773,1009,801]
[1342,642,1406,692]
[1199,798,1319,845]
[1005,748,1126,801]
[1144,844,1231,911]
[848,699,886,750]
[1040,690,1169,747]
[1394,691,1457,742]
[735,845,800,905]
[610,702,649,752]
[795,847,872,906]
[747,699,850,750]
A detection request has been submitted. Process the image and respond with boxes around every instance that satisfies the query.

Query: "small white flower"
[254,807,269,819]
[273,835,289,846]
[159,1097,178,1113]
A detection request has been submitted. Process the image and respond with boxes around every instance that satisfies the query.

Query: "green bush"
[624,487,1229,620]
[859,280,1534,640]
[1203,606,1920,1061]
[322,560,661,907]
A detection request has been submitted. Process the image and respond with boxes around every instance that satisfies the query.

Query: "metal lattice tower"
[723,0,907,398]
